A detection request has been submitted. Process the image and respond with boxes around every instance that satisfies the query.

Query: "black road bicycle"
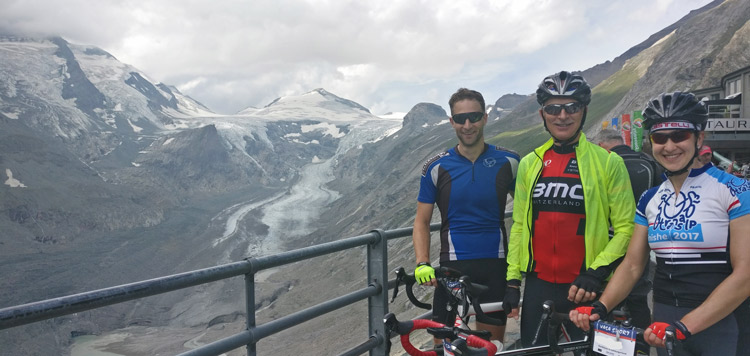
[385,266,675,356]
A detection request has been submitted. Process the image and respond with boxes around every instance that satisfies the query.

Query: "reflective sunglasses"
[649,130,693,145]
[452,111,484,125]
[542,102,584,115]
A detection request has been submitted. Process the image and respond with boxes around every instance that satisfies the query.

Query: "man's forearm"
[412,224,431,263]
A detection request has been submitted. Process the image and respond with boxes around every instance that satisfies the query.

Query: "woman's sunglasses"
[542,102,584,115]
[649,130,694,145]
[452,112,484,125]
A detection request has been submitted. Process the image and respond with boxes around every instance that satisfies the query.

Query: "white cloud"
[0,0,715,114]
[177,77,206,92]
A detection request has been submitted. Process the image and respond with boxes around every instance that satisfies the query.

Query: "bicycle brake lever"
[393,267,431,309]
[390,267,405,303]
[665,328,676,356]
[532,301,554,346]
[390,285,398,303]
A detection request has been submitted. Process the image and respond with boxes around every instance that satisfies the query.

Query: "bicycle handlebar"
[536,300,590,354]
[392,267,431,310]
[391,266,678,356]
[384,313,497,356]
[386,299,678,356]
[566,302,679,356]
[664,329,676,356]
[392,266,506,325]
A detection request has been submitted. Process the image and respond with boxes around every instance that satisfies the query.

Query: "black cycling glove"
[590,300,609,320]
[571,266,610,293]
[502,279,521,312]
[649,321,690,340]
[574,300,609,320]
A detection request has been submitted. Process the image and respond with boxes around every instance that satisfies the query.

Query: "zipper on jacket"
[526,149,544,273]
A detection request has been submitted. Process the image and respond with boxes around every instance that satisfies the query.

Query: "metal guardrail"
[0,223,437,355]
[0,212,511,355]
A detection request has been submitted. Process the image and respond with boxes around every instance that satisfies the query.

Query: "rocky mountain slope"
[0,35,403,355]
[486,0,746,155]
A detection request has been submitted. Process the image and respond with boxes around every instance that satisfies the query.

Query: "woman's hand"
[568,301,607,331]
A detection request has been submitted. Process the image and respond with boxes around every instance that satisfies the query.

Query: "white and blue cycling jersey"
[418,144,519,262]
[635,163,750,307]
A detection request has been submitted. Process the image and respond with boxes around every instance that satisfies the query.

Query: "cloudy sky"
[2,0,715,115]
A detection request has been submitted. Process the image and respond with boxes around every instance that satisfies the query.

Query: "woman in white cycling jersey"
[569,92,750,356]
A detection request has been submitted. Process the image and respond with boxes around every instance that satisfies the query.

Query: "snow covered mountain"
[0,35,417,355]
[0,36,213,157]
[0,35,403,192]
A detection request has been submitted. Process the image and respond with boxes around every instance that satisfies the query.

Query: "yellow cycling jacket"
[506,133,635,282]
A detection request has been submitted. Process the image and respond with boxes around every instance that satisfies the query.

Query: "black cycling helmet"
[536,71,592,106]
[643,91,708,132]
[536,71,592,146]
[642,91,708,176]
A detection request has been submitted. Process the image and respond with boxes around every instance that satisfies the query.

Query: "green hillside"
[488,123,548,156]
[486,64,644,156]
[585,64,642,130]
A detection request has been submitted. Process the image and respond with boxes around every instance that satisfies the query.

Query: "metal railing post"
[245,259,256,356]
[367,229,388,356]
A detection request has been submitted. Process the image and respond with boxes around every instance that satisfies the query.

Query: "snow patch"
[290,139,319,145]
[301,122,345,138]
[94,108,116,127]
[160,104,218,119]
[213,121,271,155]
[127,119,144,133]
[372,125,401,143]
[650,30,676,49]
[1,110,20,119]
[377,112,406,120]
[4,169,27,188]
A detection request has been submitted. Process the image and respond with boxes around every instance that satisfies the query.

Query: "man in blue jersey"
[412,88,520,343]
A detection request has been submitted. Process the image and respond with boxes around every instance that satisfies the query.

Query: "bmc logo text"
[533,183,583,200]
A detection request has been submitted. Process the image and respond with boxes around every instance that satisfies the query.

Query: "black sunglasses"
[542,102,584,115]
[649,130,694,145]
[452,112,484,125]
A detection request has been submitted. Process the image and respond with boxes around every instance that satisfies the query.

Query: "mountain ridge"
[488,0,750,155]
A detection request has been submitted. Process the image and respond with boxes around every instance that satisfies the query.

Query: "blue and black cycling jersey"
[418,144,519,262]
